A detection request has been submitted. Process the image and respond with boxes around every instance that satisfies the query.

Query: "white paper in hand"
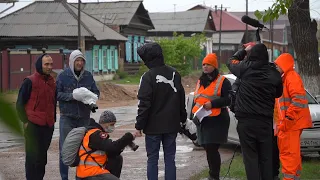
[72,87,98,105]
[193,106,212,123]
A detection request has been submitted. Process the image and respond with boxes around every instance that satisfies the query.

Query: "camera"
[89,103,98,113]
[128,142,139,151]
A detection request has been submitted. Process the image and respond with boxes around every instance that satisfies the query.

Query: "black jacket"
[135,43,187,134]
[87,118,134,157]
[227,44,283,123]
[16,54,57,124]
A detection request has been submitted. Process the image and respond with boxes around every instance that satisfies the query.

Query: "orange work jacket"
[274,53,312,131]
[192,74,225,117]
[76,129,110,178]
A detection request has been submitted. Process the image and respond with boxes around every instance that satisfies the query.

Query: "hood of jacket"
[274,53,295,74]
[247,43,269,69]
[69,50,86,80]
[137,42,165,69]
[35,53,47,75]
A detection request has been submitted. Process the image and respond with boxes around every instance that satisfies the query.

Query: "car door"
[224,77,240,144]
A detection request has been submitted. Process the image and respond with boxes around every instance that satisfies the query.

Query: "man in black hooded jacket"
[16,54,56,180]
[134,42,187,180]
[227,44,283,180]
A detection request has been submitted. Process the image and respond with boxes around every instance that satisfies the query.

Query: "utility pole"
[78,0,81,50]
[245,0,248,43]
[173,4,176,18]
[270,19,274,61]
[217,4,223,69]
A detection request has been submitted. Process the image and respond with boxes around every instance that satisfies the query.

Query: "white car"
[186,74,320,154]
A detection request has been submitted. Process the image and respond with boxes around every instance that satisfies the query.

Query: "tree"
[156,32,206,76]
[255,0,320,96]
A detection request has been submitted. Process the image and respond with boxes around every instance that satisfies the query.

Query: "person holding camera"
[56,49,100,180]
[76,110,137,180]
[227,43,283,180]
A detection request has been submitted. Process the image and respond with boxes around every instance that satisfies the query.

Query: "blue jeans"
[59,115,90,180]
[145,133,177,180]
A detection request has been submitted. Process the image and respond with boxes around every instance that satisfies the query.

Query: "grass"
[111,75,141,85]
[190,153,320,180]
[0,90,18,104]
[111,70,203,85]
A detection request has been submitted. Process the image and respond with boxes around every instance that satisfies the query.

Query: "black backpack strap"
[81,144,103,168]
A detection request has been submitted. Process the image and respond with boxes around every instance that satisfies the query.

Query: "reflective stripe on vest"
[76,129,109,178]
[192,75,224,117]
[279,94,308,111]
[283,173,300,180]
[78,160,104,167]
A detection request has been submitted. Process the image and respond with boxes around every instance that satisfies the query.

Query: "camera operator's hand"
[134,130,142,137]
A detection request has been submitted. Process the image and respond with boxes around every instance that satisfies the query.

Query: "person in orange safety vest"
[274,53,313,180]
[76,110,137,180]
[192,53,232,180]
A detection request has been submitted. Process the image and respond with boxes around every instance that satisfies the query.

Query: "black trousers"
[24,122,54,180]
[237,120,273,180]
[273,133,280,177]
[203,143,221,179]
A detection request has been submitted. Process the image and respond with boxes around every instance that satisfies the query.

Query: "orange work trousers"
[277,130,302,180]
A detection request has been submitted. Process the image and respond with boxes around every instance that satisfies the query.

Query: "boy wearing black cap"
[76,110,136,180]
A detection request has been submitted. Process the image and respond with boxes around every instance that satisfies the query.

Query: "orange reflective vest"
[192,74,225,116]
[274,71,312,131]
[76,129,110,178]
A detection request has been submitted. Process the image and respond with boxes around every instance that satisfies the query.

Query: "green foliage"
[116,70,128,79]
[0,95,22,136]
[156,33,207,76]
[137,64,149,77]
[254,0,293,22]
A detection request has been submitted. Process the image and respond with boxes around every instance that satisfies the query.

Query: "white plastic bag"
[185,118,197,135]
[72,87,98,105]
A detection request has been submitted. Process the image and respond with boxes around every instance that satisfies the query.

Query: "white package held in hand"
[72,87,98,105]
[185,118,197,135]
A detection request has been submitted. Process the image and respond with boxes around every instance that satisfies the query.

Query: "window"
[103,49,107,70]
[111,50,115,70]
[93,49,99,70]
[306,91,318,104]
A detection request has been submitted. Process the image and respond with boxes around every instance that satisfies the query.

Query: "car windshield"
[226,77,318,105]
[306,91,318,104]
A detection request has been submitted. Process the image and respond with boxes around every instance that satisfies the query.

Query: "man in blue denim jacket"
[56,50,100,180]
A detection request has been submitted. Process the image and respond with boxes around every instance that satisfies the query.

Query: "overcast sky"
[1,0,320,18]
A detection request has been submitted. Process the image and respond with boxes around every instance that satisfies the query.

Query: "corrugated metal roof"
[189,5,256,31]
[149,9,211,32]
[212,32,244,44]
[72,1,142,25]
[0,1,127,41]
[230,12,290,25]
[67,4,127,41]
